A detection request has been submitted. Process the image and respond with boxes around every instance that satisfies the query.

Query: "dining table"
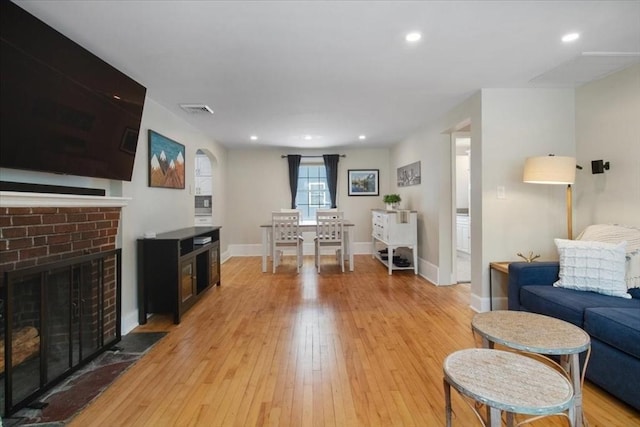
[260,220,355,272]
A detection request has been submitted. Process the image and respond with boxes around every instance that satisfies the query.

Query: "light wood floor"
[70,256,639,426]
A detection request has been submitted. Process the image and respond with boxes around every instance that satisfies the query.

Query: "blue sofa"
[508,261,640,411]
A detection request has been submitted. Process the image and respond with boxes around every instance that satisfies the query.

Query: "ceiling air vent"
[179,104,214,115]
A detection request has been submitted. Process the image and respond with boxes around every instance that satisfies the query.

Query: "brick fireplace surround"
[0,206,119,274]
[0,195,129,278]
[0,191,129,416]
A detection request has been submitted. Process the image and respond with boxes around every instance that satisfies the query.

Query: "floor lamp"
[523,155,577,239]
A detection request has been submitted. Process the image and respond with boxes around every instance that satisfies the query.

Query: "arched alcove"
[194,149,219,226]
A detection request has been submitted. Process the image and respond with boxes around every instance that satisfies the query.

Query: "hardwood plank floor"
[70,256,639,426]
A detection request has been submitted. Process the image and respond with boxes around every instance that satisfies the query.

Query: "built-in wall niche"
[194,150,213,226]
[195,195,212,215]
[194,150,212,195]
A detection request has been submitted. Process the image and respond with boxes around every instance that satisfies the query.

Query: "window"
[296,164,331,220]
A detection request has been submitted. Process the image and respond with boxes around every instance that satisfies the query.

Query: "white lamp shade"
[523,156,576,185]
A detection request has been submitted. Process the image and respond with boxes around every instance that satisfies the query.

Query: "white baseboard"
[121,310,140,335]
[491,296,508,311]
[228,243,263,256]
[228,243,443,287]
[470,293,483,313]
[470,293,508,313]
[350,241,375,254]
[417,258,439,285]
[228,241,375,257]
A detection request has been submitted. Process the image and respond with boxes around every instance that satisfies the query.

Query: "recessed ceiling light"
[304,135,313,141]
[358,135,366,140]
[112,94,121,100]
[405,32,422,43]
[250,135,258,141]
[562,33,580,43]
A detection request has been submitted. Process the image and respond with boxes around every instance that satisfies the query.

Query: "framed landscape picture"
[148,130,185,189]
[348,169,379,196]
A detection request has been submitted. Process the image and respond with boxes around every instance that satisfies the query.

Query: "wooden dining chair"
[315,211,344,273]
[272,211,303,273]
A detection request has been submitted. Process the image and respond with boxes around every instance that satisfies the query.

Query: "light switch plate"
[497,186,506,199]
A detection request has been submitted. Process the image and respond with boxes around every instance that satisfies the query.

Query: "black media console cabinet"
[137,226,221,324]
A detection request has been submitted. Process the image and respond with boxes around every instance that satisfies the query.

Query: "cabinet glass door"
[180,261,195,303]
[210,241,220,286]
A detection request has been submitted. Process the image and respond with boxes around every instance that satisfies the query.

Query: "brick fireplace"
[0,192,127,416]
[0,206,120,273]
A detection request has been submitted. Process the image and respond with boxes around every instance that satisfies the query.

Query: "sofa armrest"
[508,261,560,311]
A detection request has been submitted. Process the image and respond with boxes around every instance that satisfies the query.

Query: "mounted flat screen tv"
[0,1,146,181]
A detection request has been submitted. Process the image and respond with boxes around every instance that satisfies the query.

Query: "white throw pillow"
[576,224,640,290]
[627,249,640,288]
[553,238,630,299]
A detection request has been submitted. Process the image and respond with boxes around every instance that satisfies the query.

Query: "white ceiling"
[16,1,640,150]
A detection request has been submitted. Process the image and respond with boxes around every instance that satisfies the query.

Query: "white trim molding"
[418,258,440,285]
[0,191,131,208]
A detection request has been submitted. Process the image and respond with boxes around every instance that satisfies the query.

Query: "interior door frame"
[450,131,470,284]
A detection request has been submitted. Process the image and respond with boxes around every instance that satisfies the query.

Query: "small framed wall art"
[148,130,186,189]
[348,169,379,196]
[397,161,421,187]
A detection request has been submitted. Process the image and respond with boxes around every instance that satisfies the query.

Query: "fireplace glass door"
[1,249,121,416]
[3,272,42,412]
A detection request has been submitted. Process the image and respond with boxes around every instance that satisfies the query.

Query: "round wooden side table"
[443,348,574,427]
[472,310,590,427]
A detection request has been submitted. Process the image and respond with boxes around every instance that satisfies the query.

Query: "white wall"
[477,88,575,310]
[119,97,226,332]
[225,148,390,255]
[390,93,480,285]
[391,89,576,311]
[575,64,640,228]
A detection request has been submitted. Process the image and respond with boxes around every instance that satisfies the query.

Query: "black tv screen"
[0,1,146,181]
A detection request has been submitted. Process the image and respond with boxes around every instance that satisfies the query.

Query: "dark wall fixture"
[591,160,610,174]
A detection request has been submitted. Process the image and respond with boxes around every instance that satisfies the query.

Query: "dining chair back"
[272,211,303,273]
[315,211,344,273]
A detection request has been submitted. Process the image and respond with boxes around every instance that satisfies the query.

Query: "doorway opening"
[452,132,471,284]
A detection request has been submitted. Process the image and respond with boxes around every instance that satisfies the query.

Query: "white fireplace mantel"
[0,191,131,208]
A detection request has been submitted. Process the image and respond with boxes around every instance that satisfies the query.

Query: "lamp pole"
[566,184,573,240]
